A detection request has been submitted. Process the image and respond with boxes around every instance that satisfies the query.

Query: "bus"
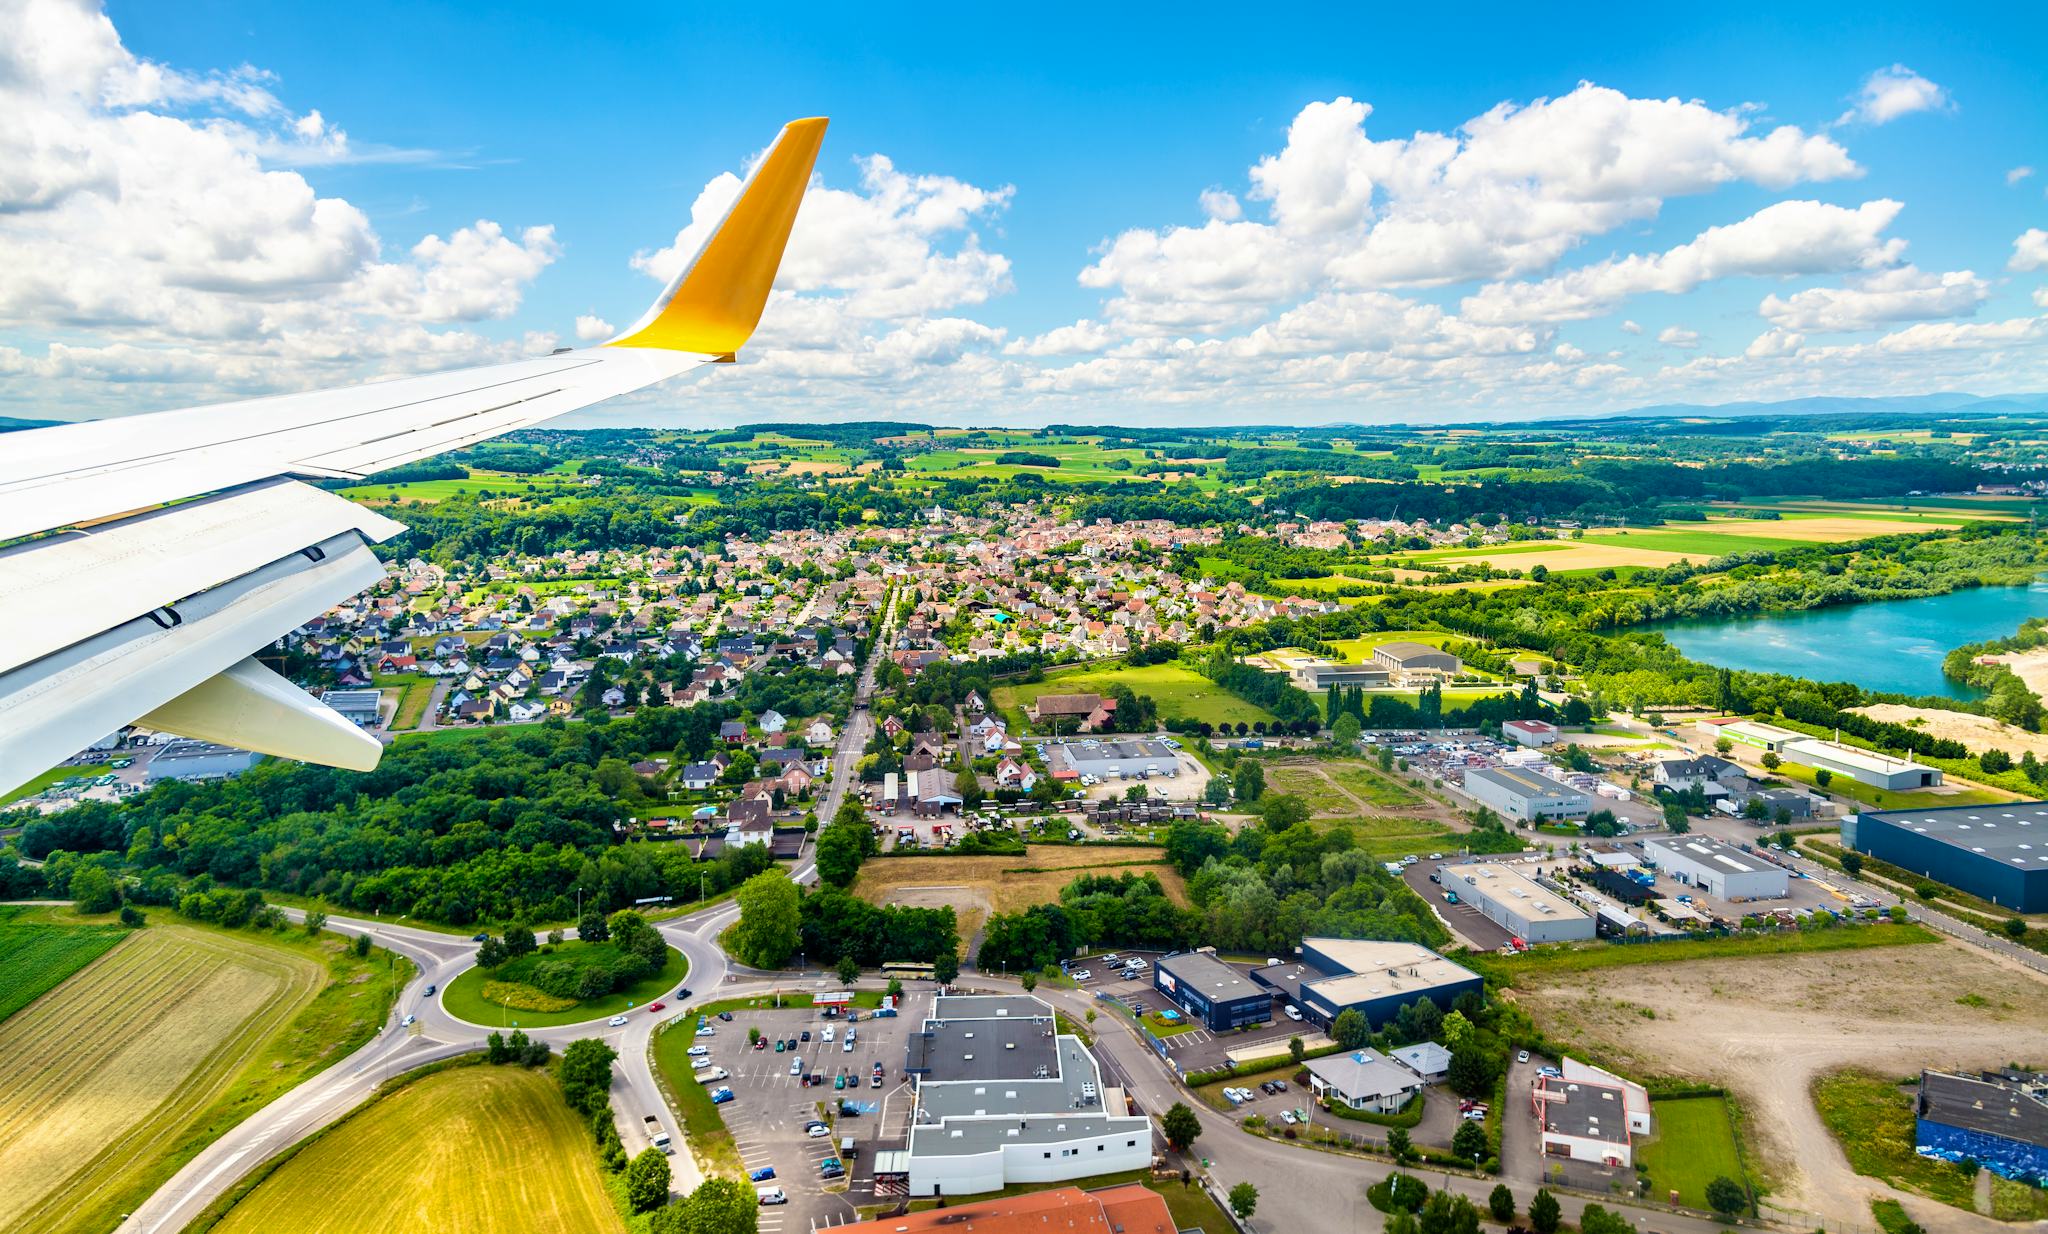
[880,962,937,982]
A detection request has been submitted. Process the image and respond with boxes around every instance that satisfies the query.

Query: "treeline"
[797,887,959,966]
[1220,449,1416,482]
[12,710,780,926]
[995,451,1061,468]
[1198,649,1323,730]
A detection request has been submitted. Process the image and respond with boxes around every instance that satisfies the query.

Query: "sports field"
[995,662,1276,727]
[210,1064,624,1234]
[0,924,325,1234]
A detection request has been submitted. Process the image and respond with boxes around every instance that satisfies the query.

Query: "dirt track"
[1515,939,2048,1232]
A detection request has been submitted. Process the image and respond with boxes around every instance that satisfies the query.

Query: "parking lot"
[684,989,935,1230]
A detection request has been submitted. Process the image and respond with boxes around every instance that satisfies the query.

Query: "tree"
[118,905,146,928]
[1578,1205,1632,1234]
[1261,794,1311,832]
[1714,736,1733,755]
[477,935,507,968]
[886,977,904,1003]
[1447,1045,1495,1097]
[626,1146,672,1212]
[1232,760,1265,803]
[1814,768,1833,789]
[1760,751,1781,771]
[559,1038,619,1116]
[1452,1116,1487,1161]
[1386,1127,1415,1164]
[1161,1102,1201,1152]
[1662,797,1690,834]
[1705,1175,1748,1218]
[304,909,328,934]
[1228,1182,1258,1222]
[934,949,960,983]
[1840,851,1863,876]
[1331,1007,1370,1050]
[352,933,372,958]
[729,871,801,968]
[70,866,118,914]
[1019,971,1037,992]
[1529,1188,1562,1234]
[651,1176,756,1234]
[1288,1035,1306,1066]
[815,824,867,887]
[1418,1190,1480,1234]
[504,922,537,959]
[2004,916,2030,939]
[1488,1184,1515,1223]
[835,955,860,985]
[487,1030,511,1064]
[578,910,610,943]
[1332,713,1362,747]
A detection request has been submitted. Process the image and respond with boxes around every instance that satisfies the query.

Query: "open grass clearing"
[441,942,687,1028]
[206,1064,623,1234]
[1511,931,2048,1221]
[995,661,1276,727]
[0,920,330,1234]
[1766,758,2014,810]
[1634,1095,1751,1211]
[854,849,1191,947]
[0,763,95,806]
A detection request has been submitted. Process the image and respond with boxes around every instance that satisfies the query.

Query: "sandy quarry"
[1853,702,2048,761]
[1987,647,2048,705]
[1513,939,2048,1231]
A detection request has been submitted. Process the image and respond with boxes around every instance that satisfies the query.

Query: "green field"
[1323,630,1466,662]
[1767,759,2011,810]
[1811,1070,1992,1214]
[373,673,432,730]
[650,1017,744,1177]
[1262,761,1428,815]
[1580,528,1813,556]
[1330,762,1425,808]
[338,468,582,506]
[207,1064,623,1234]
[441,942,687,1028]
[0,764,95,806]
[0,905,128,1024]
[1466,920,1937,986]
[0,913,408,1234]
[1634,1096,1750,1211]
[996,662,1277,727]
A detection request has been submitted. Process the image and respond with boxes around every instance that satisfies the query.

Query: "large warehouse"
[904,994,1151,1197]
[1372,641,1461,676]
[1154,949,1271,1031]
[1440,862,1596,942]
[1463,766,1591,822]
[1848,804,2048,912]
[1251,939,1482,1031]
[1643,836,1789,901]
[1916,1069,2048,1183]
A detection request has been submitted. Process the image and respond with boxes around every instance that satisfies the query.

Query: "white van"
[1283,1005,1303,1021]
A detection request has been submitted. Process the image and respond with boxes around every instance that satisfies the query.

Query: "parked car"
[1516,1050,1530,1064]
[819,1158,845,1178]
[695,1026,715,1037]
[754,1037,767,1051]
[775,1039,785,1052]
[687,1045,710,1058]
[757,1187,786,1206]
[871,1074,883,1088]
[842,1038,854,1053]
[805,1121,830,1138]
[785,1037,799,1051]
[1072,969,1092,981]
[789,1058,803,1075]
[1280,1109,1299,1125]
[749,1166,776,1182]
[821,1027,833,1042]
[801,1030,812,1042]
[834,1074,846,1090]
[608,1015,629,1027]
[718,1010,734,1022]
[710,1087,734,1104]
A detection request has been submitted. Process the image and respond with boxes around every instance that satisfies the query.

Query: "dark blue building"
[1154,951,1270,1032]
[1848,804,2048,912]
[1917,1070,2048,1184]
[1250,938,1482,1032]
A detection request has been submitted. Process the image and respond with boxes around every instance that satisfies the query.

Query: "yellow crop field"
[854,850,1191,944]
[0,926,322,1234]
[1425,541,1697,571]
[210,1065,624,1234]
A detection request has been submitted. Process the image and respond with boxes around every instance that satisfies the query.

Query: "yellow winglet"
[607,117,828,355]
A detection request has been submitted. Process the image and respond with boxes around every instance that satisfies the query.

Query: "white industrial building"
[1643,836,1789,901]
[1697,717,1940,790]
[904,995,1150,1198]
[1532,1074,1637,1168]
[1502,719,1560,748]
[1462,766,1591,822]
[1439,862,1596,943]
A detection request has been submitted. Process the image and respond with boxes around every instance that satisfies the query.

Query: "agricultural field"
[440,942,688,1028]
[1633,1095,1752,1211]
[338,469,584,507]
[0,922,327,1234]
[996,662,1277,727]
[0,905,128,1023]
[207,1064,624,1234]
[852,849,1191,945]
[1511,934,2048,1221]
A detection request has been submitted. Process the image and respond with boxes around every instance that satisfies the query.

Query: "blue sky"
[4,0,2046,425]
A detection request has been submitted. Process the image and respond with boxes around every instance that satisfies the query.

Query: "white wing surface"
[0,117,828,798]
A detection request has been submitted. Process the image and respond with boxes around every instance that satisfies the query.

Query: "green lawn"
[1329,762,1424,808]
[649,1019,744,1178]
[373,672,434,730]
[1767,760,2011,810]
[1,764,96,806]
[440,943,687,1028]
[338,469,581,505]
[1634,1096,1750,1210]
[1466,920,1937,986]
[997,662,1277,727]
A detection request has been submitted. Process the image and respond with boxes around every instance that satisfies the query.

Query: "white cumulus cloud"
[1759,266,1989,332]
[1839,65,1952,126]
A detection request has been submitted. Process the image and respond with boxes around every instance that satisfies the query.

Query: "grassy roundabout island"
[442,941,688,1028]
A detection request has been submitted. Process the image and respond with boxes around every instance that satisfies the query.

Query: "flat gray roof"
[1157,951,1265,1004]
[1646,835,1771,875]
[931,995,1046,1020]
[914,1038,1105,1120]
[1537,1079,1631,1144]
[908,1112,1149,1157]
[1466,765,1585,800]
[1864,803,2048,869]
[909,1016,1058,1083]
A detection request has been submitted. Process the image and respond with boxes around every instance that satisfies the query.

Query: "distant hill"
[0,417,57,433]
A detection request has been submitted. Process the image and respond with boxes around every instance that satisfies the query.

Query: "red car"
[649,1002,665,1013]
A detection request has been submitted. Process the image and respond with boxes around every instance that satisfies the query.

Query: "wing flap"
[140,657,382,772]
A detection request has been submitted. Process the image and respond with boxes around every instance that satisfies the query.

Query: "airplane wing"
[0,117,827,799]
